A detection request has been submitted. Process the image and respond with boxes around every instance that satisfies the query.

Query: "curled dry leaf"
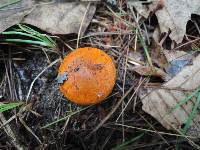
[132,65,168,80]
[163,50,193,62]
[0,0,96,35]
[128,0,200,43]
[140,54,200,136]
[150,39,168,70]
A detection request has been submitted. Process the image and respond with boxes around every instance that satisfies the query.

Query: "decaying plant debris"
[1,0,200,149]
[0,0,96,35]
[128,0,200,43]
[141,54,200,136]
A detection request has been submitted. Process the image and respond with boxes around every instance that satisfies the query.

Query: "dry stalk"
[0,113,25,150]
[87,84,135,138]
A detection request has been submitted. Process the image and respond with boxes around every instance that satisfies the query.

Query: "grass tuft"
[1,24,57,48]
[169,86,200,134]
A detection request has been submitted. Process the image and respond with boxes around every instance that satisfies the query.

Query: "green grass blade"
[2,39,52,47]
[136,30,152,66]
[1,31,45,42]
[164,87,200,149]
[174,92,200,150]
[0,0,21,10]
[18,24,39,35]
[18,24,51,41]
[1,24,57,48]
[112,133,144,150]
[169,86,200,114]
[41,106,91,129]
[182,93,200,134]
[17,24,56,47]
[44,35,56,47]
[0,102,23,113]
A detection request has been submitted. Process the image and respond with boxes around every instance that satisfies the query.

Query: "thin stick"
[115,123,196,138]
[130,7,153,66]
[76,2,91,48]
[174,38,200,50]
[138,113,174,150]
[87,84,135,138]
[116,78,147,121]
[0,115,16,129]
[19,116,42,144]
[26,58,61,103]
[0,113,25,150]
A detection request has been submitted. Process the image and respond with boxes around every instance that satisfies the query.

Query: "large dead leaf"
[128,0,200,43]
[0,0,34,32]
[140,54,200,136]
[0,1,96,35]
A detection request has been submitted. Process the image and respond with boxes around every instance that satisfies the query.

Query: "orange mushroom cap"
[58,47,116,105]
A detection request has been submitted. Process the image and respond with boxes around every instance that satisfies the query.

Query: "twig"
[138,113,174,150]
[26,58,61,103]
[0,115,16,129]
[130,7,153,66]
[51,35,74,51]
[114,123,196,138]
[18,116,42,144]
[87,84,135,138]
[174,38,200,50]
[0,113,25,150]
[76,2,91,48]
[116,78,147,121]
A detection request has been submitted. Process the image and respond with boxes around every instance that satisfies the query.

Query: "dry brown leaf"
[0,1,96,35]
[163,50,192,62]
[140,54,200,136]
[128,0,200,43]
[0,0,34,32]
[132,66,168,80]
[150,40,168,69]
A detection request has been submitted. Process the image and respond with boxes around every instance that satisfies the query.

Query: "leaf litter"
[128,0,200,43]
[140,53,200,136]
[0,0,96,35]
[127,0,200,137]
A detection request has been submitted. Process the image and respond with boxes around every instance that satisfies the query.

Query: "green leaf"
[182,93,200,134]
[41,105,91,128]
[0,102,23,113]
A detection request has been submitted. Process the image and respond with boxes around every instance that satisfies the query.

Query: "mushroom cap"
[58,47,116,105]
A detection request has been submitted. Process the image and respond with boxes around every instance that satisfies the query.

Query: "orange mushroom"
[58,47,116,105]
